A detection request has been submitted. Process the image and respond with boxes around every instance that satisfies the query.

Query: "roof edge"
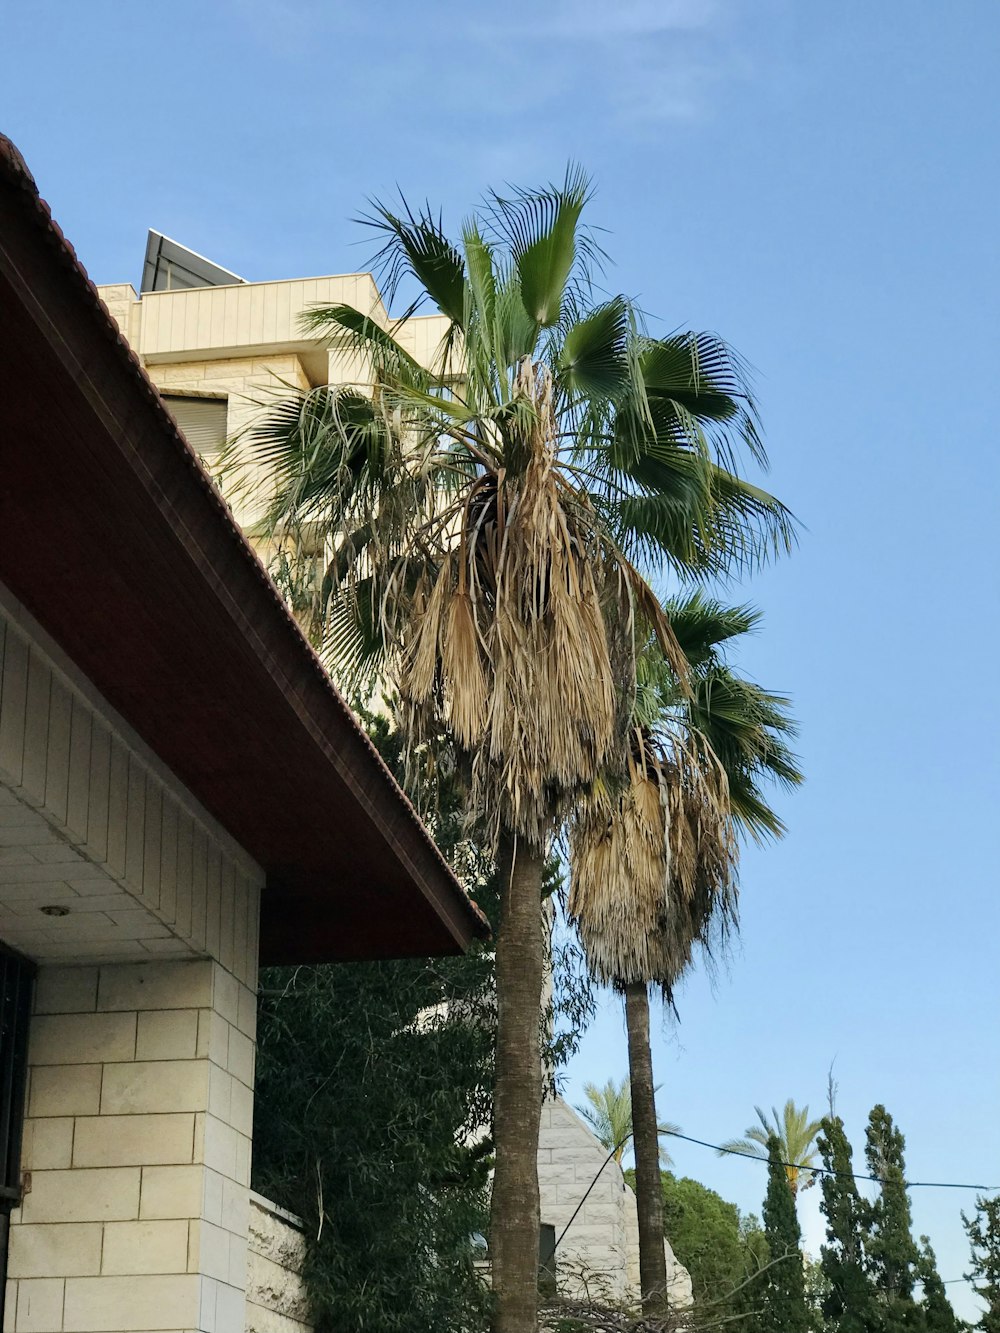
[0,134,489,946]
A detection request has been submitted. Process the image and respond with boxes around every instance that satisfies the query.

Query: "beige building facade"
[96,268,451,536]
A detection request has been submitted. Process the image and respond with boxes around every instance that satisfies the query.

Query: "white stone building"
[538,1097,692,1310]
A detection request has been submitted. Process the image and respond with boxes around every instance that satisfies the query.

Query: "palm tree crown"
[569,592,801,992]
[575,1077,679,1165]
[244,167,792,850]
[721,1100,823,1195]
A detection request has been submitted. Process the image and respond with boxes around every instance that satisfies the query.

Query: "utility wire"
[661,1129,1000,1193]
[555,1129,990,1293]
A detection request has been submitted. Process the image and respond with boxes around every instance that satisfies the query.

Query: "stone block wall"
[537,1097,691,1310]
[245,1194,312,1333]
[538,1097,632,1302]
[4,957,257,1333]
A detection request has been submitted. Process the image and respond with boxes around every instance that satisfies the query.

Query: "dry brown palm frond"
[402,557,453,706]
[442,586,489,749]
[624,566,690,697]
[568,741,672,984]
[370,356,670,852]
[569,725,739,989]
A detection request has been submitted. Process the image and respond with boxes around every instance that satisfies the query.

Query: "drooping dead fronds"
[568,726,738,990]
[385,357,635,849]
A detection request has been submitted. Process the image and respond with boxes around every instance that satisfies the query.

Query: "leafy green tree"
[917,1237,964,1333]
[254,958,494,1333]
[817,1115,878,1333]
[575,1077,677,1165]
[865,1104,922,1332]
[248,169,790,1333]
[755,1134,809,1333]
[252,714,495,1333]
[642,1170,767,1314]
[804,1255,833,1333]
[963,1195,1000,1332]
[722,1100,824,1196]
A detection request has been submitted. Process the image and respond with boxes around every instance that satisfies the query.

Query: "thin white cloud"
[521,0,723,40]
[459,0,742,130]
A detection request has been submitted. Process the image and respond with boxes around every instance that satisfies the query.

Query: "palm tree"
[570,594,801,1314]
[244,169,791,1333]
[721,1100,823,1196]
[576,1076,679,1165]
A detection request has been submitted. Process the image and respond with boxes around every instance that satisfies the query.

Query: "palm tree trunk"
[491,831,546,1333]
[625,981,668,1316]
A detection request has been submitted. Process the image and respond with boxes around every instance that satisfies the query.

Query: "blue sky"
[6,0,1000,1315]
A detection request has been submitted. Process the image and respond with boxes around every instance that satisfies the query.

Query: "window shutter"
[161,395,228,459]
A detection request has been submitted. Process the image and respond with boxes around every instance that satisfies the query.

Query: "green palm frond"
[720,1100,823,1195]
[557,297,632,399]
[361,198,467,326]
[485,164,595,328]
[576,1077,679,1166]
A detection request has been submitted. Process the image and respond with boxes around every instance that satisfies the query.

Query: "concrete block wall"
[5,958,258,1333]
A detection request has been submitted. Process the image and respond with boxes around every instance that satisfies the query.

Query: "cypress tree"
[817,1115,877,1333]
[865,1104,922,1333]
[757,1133,809,1333]
[964,1195,1000,1333]
[917,1236,963,1333]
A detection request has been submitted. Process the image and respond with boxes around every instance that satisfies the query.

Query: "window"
[161,395,228,461]
[538,1222,557,1296]
[0,943,33,1326]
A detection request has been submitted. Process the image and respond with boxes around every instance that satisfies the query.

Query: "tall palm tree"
[576,1076,678,1165]
[243,169,791,1333]
[721,1100,823,1196]
[570,594,801,1314]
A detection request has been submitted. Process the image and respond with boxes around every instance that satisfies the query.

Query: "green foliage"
[804,1254,833,1333]
[575,1077,678,1165]
[964,1195,1000,1332]
[721,1099,822,1196]
[819,1108,964,1333]
[918,1237,965,1333]
[817,1115,878,1333]
[865,1104,922,1332]
[754,1134,809,1333]
[254,956,495,1333]
[634,1170,766,1317]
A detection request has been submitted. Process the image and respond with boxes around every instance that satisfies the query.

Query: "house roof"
[0,136,489,964]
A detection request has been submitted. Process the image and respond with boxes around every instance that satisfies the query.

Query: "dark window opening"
[161,395,229,461]
[0,943,34,1328]
[538,1222,557,1297]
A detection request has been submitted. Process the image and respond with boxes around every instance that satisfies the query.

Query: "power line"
[661,1129,1000,1194]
